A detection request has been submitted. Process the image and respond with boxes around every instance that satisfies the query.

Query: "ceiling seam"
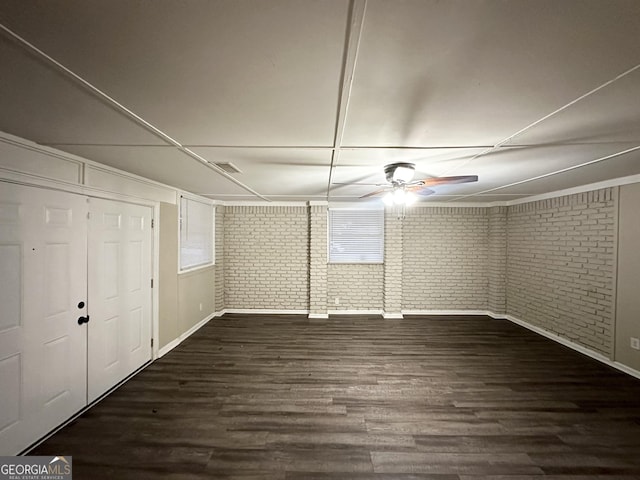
[340,145,494,150]
[326,0,367,201]
[41,144,337,149]
[0,22,268,201]
[441,61,640,178]
[452,144,640,202]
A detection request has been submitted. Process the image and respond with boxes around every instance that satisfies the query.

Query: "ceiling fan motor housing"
[384,162,416,184]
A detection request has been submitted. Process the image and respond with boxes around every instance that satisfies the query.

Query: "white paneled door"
[0,182,88,455]
[87,198,153,403]
[0,184,154,454]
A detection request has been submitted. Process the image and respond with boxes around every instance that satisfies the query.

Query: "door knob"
[77,315,90,325]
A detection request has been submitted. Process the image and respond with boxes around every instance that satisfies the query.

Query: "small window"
[329,209,384,263]
[180,196,214,271]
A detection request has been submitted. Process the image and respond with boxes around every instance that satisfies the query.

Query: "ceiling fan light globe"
[383,192,395,206]
[393,188,406,203]
[405,191,417,206]
[393,166,415,183]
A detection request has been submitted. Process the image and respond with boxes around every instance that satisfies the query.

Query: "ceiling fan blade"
[360,187,390,199]
[407,186,435,196]
[419,175,478,187]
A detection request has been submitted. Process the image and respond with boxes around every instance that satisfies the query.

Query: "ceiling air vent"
[213,162,242,174]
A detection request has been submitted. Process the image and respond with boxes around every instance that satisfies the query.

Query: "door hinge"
[151,219,154,228]
[151,338,154,348]
[151,279,154,288]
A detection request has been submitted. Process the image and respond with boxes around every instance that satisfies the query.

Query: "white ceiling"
[1,0,639,203]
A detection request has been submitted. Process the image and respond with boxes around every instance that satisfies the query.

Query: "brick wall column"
[488,206,507,315]
[308,202,328,318]
[215,205,225,313]
[383,210,403,318]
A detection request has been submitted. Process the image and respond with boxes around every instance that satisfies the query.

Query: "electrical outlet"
[199,303,203,312]
[334,297,340,305]
[631,337,640,350]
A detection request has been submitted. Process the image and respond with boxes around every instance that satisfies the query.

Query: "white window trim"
[178,193,215,273]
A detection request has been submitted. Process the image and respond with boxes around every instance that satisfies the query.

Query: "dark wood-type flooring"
[32,314,640,479]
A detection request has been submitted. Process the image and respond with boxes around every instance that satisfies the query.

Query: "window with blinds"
[180,196,215,271]
[328,209,384,263]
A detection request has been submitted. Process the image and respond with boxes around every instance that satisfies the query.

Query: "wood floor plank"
[30,314,640,478]
[370,451,543,475]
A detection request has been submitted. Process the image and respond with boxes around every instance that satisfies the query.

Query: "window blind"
[180,196,214,270]
[329,209,384,263]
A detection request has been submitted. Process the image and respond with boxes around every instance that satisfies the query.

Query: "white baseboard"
[158,338,180,358]
[402,309,493,316]
[159,308,640,381]
[328,309,384,315]
[224,308,309,315]
[498,313,640,381]
[158,312,215,358]
[610,360,640,381]
[181,314,214,340]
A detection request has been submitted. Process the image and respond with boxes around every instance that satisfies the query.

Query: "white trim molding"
[4,129,640,211]
[0,131,179,202]
[328,309,384,315]
[158,309,640,381]
[179,190,217,205]
[224,309,310,315]
[158,312,215,357]
[497,313,640,381]
[157,338,181,358]
[223,201,309,207]
[402,310,493,316]
[505,173,640,206]
[398,309,640,380]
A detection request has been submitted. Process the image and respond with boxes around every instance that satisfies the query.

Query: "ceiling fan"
[358,162,478,204]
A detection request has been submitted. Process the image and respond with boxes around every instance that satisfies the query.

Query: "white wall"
[615,183,640,370]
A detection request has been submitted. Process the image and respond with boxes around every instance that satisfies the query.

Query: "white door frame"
[87,197,160,361]
[0,178,161,361]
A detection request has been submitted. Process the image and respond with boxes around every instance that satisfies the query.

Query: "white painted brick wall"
[214,206,225,312]
[224,206,309,310]
[309,205,327,315]
[328,263,384,310]
[402,207,489,310]
[384,212,403,314]
[506,189,616,355]
[488,206,507,314]
[218,188,615,350]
